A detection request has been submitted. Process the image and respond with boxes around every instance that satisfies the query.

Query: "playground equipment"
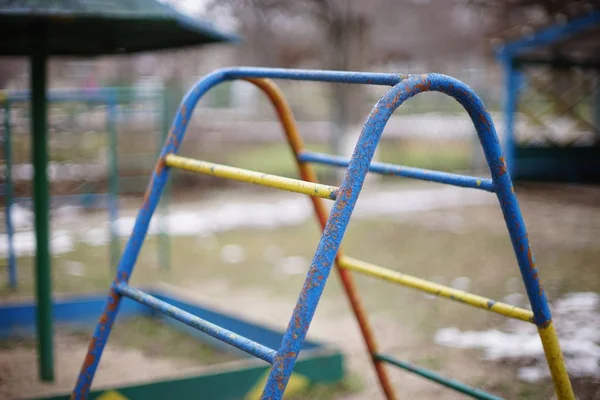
[0,286,343,400]
[1,87,171,289]
[72,67,575,400]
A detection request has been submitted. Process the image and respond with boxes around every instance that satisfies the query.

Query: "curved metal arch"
[73,68,574,400]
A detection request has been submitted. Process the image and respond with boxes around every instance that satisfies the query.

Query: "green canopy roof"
[0,0,241,56]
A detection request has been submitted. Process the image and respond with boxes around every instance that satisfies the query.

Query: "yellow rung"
[338,256,534,323]
[165,154,338,200]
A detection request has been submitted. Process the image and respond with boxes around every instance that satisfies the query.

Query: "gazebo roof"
[0,0,241,56]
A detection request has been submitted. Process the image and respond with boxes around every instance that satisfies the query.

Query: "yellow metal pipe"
[338,256,534,323]
[164,154,338,200]
[538,322,575,400]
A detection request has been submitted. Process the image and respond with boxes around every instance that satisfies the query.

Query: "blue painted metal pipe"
[263,73,552,399]
[375,354,504,400]
[297,150,495,192]
[115,283,277,363]
[73,67,555,400]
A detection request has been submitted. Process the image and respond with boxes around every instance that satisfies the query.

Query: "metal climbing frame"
[71,68,575,400]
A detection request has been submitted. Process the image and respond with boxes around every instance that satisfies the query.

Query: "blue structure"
[72,67,574,399]
[495,10,600,182]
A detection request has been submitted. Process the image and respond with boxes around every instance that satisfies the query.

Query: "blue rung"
[298,151,495,192]
[115,283,277,363]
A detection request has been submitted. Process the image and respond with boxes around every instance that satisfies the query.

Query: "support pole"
[3,99,17,288]
[31,23,54,381]
[107,89,120,270]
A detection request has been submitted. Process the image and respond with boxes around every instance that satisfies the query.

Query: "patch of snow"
[502,292,527,308]
[64,261,86,277]
[263,245,284,264]
[434,292,600,382]
[10,204,33,230]
[273,256,308,278]
[81,226,110,247]
[450,276,471,292]
[219,244,246,264]
[0,230,74,258]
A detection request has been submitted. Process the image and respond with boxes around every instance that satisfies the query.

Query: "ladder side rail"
[71,71,232,399]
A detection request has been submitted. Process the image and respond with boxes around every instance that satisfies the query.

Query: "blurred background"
[1,0,599,399]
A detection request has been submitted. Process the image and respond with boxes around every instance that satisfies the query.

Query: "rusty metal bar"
[339,256,534,323]
[245,77,398,400]
[72,67,575,400]
[164,154,338,200]
[298,150,495,192]
[115,283,277,363]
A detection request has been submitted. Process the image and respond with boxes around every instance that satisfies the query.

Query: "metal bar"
[31,22,54,382]
[375,354,504,400]
[245,78,397,400]
[3,99,17,288]
[73,67,272,400]
[215,67,404,86]
[115,283,276,363]
[538,322,576,400]
[72,68,575,400]
[261,75,432,400]
[338,256,533,322]
[298,150,495,192]
[107,90,120,272]
[164,154,338,200]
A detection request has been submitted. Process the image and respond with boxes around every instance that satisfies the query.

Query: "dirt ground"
[1,182,599,399]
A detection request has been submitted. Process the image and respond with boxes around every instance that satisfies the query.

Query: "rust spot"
[479,112,487,125]
[106,290,120,312]
[539,319,552,329]
[497,156,507,176]
[527,247,536,271]
[154,157,166,176]
[82,337,98,369]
